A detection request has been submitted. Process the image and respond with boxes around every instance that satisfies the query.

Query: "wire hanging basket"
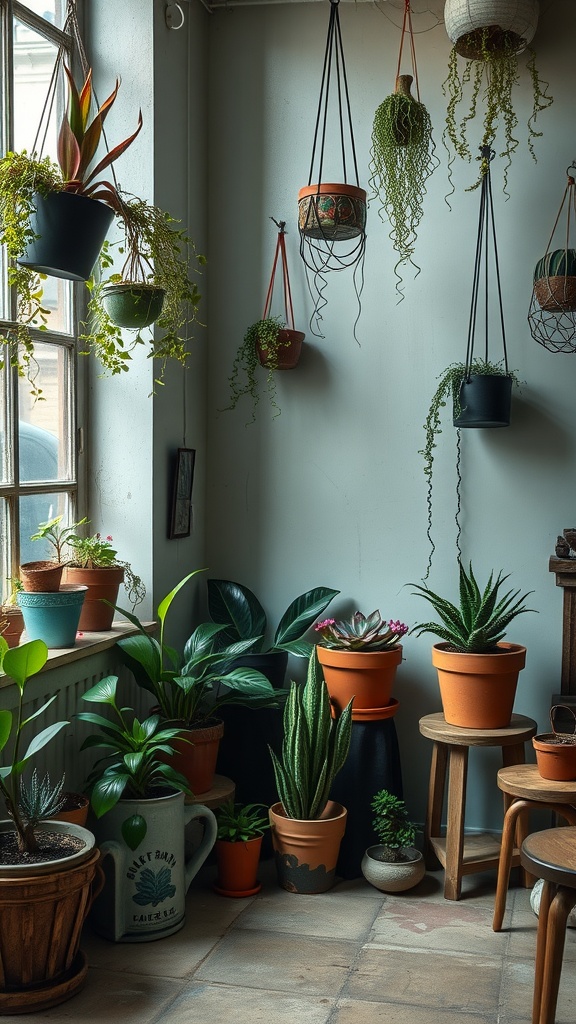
[528,164,576,352]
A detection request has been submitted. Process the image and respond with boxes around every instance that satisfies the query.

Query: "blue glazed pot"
[18,585,87,648]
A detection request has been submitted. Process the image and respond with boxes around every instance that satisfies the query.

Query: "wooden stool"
[493,764,576,931]
[185,775,235,810]
[419,712,537,900]
[521,827,576,1024]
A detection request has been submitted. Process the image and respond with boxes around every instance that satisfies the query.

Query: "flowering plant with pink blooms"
[66,523,145,607]
[314,610,408,651]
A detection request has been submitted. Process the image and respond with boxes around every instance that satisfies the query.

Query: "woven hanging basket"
[444,0,539,57]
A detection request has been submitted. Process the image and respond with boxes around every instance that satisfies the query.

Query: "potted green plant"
[442,1,552,191]
[75,674,217,942]
[0,636,101,1012]
[314,609,408,719]
[17,515,88,649]
[20,514,87,592]
[63,523,145,631]
[360,789,425,893]
[533,248,576,313]
[114,570,280,796]
[410,561,535,728]
[0,577,24,648]
[213,800,270,897]
[268,649,353,893]
[223,315,305,423]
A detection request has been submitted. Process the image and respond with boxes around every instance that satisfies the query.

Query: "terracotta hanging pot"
[533,705,576,781]
[19,191,114,282]
[20,561,63,593]
[316,645,402,720]
[214,835,264,897]
[165,719,225,796]
[269,800,347,894]
[298,184,367,242]
[444,0,539,59]
[432,641,526,729]
[453,374,512,427]
[256,328,305,370]
[62,566,125,631]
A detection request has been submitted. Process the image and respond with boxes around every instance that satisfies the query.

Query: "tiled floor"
[15,860,576,1023]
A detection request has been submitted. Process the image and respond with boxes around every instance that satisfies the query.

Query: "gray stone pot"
[361,845,425,893]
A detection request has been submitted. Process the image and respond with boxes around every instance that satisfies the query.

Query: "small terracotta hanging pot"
[256,328,305,370]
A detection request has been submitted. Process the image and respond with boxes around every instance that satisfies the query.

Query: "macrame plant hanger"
[298,0,367,340]
[258,219,304,371]
[528,164,576,352]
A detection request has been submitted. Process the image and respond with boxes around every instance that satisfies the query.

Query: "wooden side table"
[419,712,537,900]
[185,775,235,810]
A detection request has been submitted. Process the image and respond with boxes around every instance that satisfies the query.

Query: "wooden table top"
[498,763,576,802]
[419,712,537,747]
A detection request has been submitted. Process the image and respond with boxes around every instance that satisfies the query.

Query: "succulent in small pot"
[533,248,576,312]
[361,789,424,893]
[314,610,407,652]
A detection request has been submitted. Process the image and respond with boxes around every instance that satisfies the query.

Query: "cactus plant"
[268,650,352,820]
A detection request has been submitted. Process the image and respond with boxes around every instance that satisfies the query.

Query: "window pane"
[15,2,66,31]
[18,341,72,481]
[20,490,68,564]
[0,363,10,484]
[0,500,8,600]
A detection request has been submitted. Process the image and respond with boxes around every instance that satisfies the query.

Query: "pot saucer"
[331,697,400,722]
[213,882,262,898]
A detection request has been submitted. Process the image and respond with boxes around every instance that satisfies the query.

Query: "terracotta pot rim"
[533,734,576,748]
[269,800,346,823]
[298,183,367,202]
[433,641,526,658]
[317,644,402,661]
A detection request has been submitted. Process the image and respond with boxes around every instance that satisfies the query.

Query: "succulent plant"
[18,770,66,826]
[314,610,408,652]
[411,562,535,654]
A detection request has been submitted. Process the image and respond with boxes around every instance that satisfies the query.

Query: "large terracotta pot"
[269,800,347,894]
[167,719,225,797]
[316,644,402,720]
[214,835,264,897]
[63,566,125,631]
[0,821,102,1014]
[432,642,526,729]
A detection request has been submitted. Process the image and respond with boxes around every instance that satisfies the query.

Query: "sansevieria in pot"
[411,562,535,728]
[268,650,352,893]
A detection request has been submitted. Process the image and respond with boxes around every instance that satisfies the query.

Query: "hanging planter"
[368,0,438,294]
[453,371,512,427]
[20,191,114,282]
[298,0,366,336]
[100,282,166,329]
[529,166,576,350]
[443,0,552,190]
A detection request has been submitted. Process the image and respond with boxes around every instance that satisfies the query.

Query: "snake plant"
[269,650,352,820]
[411,562,535,654]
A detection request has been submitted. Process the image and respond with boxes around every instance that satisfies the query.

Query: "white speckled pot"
[361,846,425,893]
[444,0,539,51]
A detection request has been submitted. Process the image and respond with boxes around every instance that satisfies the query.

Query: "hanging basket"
[298,184,367,242]
[444,0,539,57]
[101,283,166,329]
[256,329,304,370]
[19,192,114,282]
[453,374,512,427]
[529,167,576,350]
[256,220,305,371]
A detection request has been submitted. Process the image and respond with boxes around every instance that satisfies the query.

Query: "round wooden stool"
[419,712,537,900]
[492,764,576,930]
[521,827,576,1024]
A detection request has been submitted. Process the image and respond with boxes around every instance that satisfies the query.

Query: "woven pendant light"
[444,0,539,58]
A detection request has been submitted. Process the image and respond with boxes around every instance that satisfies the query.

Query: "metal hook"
[566,162,576,179]
[270,217,286,234]
[165,3,184,30]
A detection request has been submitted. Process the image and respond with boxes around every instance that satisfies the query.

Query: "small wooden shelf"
[185,774,235,810]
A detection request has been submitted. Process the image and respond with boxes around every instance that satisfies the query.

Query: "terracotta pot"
[0,822,102,1014]
[0,607,24,648]
[533,705,576,781]
[316,644,402,719]
[51,793,90,828]
[361,845,425,893]
[298,183,367,242]
[166,719,225,796]
[214,835,263,897]
[269,800,347,894]
[62,566,125,631]
[431,642,526,729]
[20,561,63,593]
[256,328,305,370]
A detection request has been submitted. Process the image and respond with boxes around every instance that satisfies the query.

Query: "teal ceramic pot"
[18,584,87,648]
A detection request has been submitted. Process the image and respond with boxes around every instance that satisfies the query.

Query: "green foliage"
[443,31,553,192]
[371,789,417,862]
[18,769,65,825]
[314,610,408,651]
[30,514,88,564]
[0,637,69,854]
[410,561,535,653]
[268,650,353,820]
[369,76,438,295]
[114,571,280,727]
[535,248,576,282]
[216,801,270,842]
[66,522,145,609]
[223,316,289,422]
[207,578,339,659]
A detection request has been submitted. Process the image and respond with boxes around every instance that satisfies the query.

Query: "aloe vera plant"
[268,651,352,820]
[411,562,535,654]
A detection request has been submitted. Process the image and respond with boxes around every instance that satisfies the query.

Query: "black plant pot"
[19,192,114,281]
[101,284,166,329]
[453,374,512,428]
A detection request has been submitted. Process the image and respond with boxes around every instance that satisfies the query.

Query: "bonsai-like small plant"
[410,561,535,654]
[216,801,270,843]
[314,611,408,651]
[369,75,438,294]
[223,316,293,422]
[268,650,353,820]
[370,790,417,863]
[66,523,145,608]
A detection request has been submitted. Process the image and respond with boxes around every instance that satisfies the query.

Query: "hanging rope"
[395,0,420,100]
[263,219,296,330]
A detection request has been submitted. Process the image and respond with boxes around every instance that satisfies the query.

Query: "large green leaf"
[2,639,48,693]
[91,771,131,817]
[274,587,340,648]
[207,579,266,646]
[0,710,12,754]
[15,721,68,773]
[82,675,119,705]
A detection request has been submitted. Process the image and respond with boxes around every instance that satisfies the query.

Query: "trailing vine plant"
[222,316,290,424]
[443,28,553,193]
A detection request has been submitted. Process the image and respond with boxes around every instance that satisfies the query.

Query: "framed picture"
[169,447,196,539]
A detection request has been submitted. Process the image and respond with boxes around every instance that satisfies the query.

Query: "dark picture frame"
[169,447,196,539]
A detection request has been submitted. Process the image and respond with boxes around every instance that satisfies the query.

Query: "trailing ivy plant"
[443,29,553,193]
[223,315,290,423]
[369,75,438,296]
[420,359,521,579]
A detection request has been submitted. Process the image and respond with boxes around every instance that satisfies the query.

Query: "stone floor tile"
[235,886,380,941]
[369,895,509,955]
[158,982,336,1024]
[343,945,502,1014]
[15,969,184,1024]
[507,890,576,962]
[195,928,360,997]
[333,997,499,1024]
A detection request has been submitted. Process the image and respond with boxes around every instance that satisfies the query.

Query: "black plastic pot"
[453,374,512,428]
[101,284,165,329]
[19,191,114,281]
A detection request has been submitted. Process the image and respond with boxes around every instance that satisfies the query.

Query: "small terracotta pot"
[269,800,347,894]
[165,719,224,796]
[298,183,367,242]
[51,793,90,828]
[432,642,526,729]
[62,566,125,631]
[256,329,305,370]
[214,835,263,897]
[316,644,402,720]
[20,561,63,593]
[0,607,24,648]
[533,705,576,781]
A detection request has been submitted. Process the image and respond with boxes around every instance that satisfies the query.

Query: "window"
[0,0,84,592]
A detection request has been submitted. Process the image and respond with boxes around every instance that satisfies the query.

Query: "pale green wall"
[204,1,576,828]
